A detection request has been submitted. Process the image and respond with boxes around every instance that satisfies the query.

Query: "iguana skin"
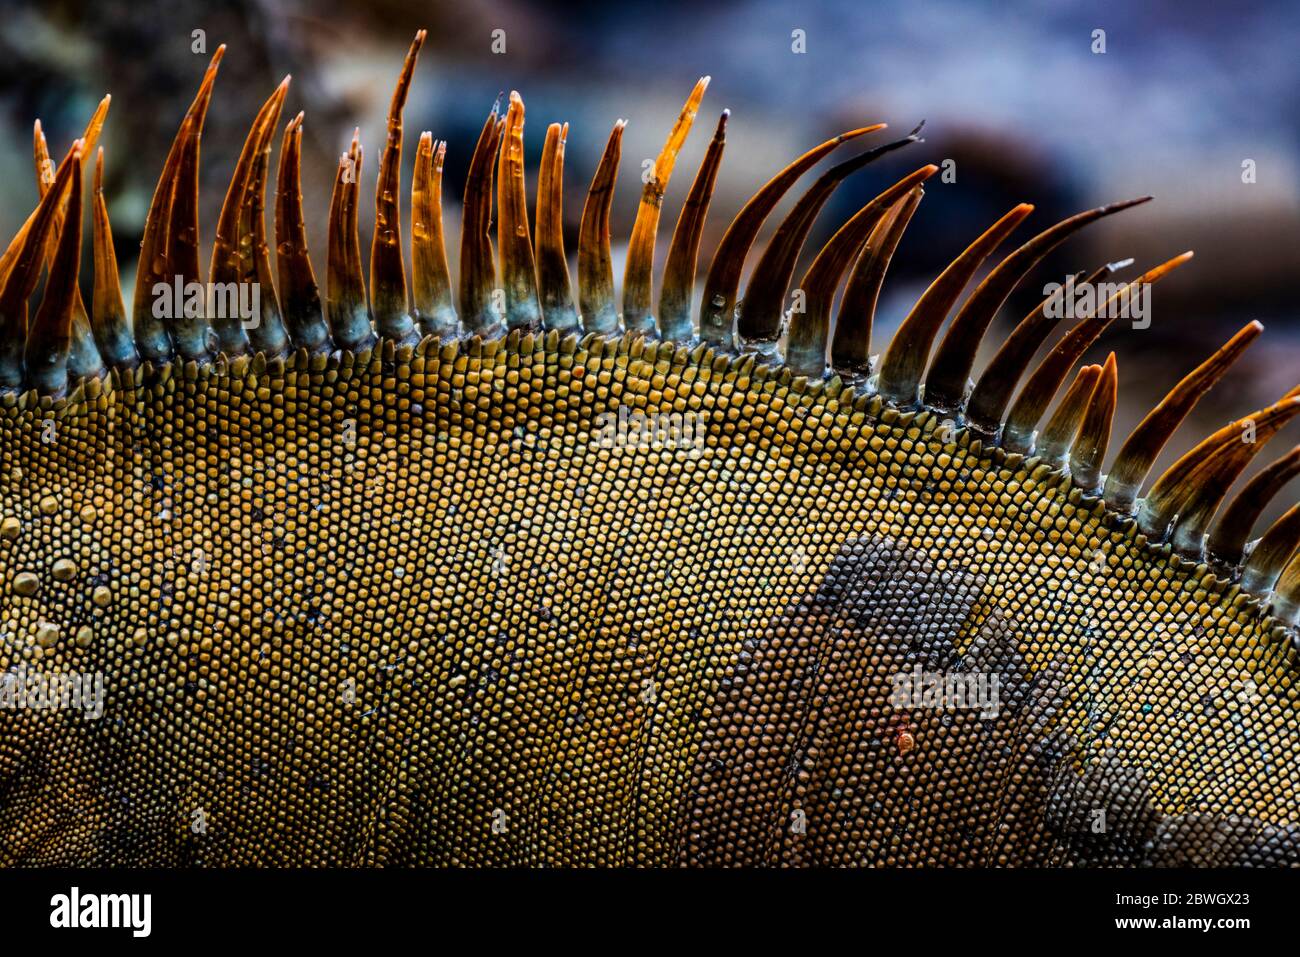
[0,335,1295,866]
[1,36,1298,868]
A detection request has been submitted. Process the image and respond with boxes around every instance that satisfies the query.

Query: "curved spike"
[245,106,290,358]
[923,197,1152,413]
[875,203,1034,408]
[412,134,458,339]
[1002,251,1194,455]
[165,84,221,361]
[1103,321,1262,514]
[1272,548,1300,627]
[830,182,923,377]
[966,260,1130,436]
[658,111,728,342]
[785,169,936,378]
[497,91,542,332]
[578,120,625,335]
[132,46,225,364]
[25,143,83,397]
[738,123,924,349]
[697,123,886,349]
[535,123,577,333]
[370,30,425,345]
[622,77,709,335]
[1242,505,1300,595]
[1137,395,1300,544]
[1167,399,1300,555]
[276,113,330,354]
[91,149,138,368]
[1070,352,1118,494]
[208,79,290,356]
[0,145,78,391]
[326,132,373,351]
[1209,445,1300,568]
[33,104,111,383]
[460,104,505,337]
[1035,364,1101,466]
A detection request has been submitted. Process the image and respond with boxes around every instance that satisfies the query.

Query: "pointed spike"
[876,203,1034,408]
[622,77,710,335]
[208,80,290,355]
[326,134,373,351]
[1104,321,1263,513]
[370,31,425,345]
[967,260,1128,437]
[1242,504,1300,595]
[698,123,887,349]
[532,123,577,333]
[1166,398,1300,555]
[1070,351,1118,493]
[659,110,728,342]
[25,143,83,397]
[738,125,923,348]
[1035,364,1101,466]
[412,134,459,339]
[785,167,936,378]
[460,105,506,337]
[133,47,224,364]
[0,145,78,391]
[165,86,220,360]
[1209,444,1300,568]
[1002,251,1194,455]
[830,185,923,377]
[245,93,291,357]
[578,120,625,335]
[276,113,331,354]
[1137,394,1300,545]
[91,148,138,368]
[923,197,1152,413]
[1271,545,1300,626]
[497,91,542,333]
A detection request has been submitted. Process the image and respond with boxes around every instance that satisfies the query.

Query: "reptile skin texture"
[1,33,1297,867]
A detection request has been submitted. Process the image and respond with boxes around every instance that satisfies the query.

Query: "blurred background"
[1,0,1298,522]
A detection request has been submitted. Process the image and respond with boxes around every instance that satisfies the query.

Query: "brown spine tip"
[922,197,1153,414]
[738,123,925,349]
[26,142,84,397]
[1209,444,1300,570]
[578,120,625,335]
[698,123,886,349]
[276,112,330,354]
[497,91,542,332]
[622,76,710,336]
[460,103,506,336]
[1070,352,1118,493]
[535,122,578,333]
[658,110,729,342]
[1035,364,1101,465]
[785,167,936,378]
[830,183,923,377]
[412,133,459,339]
[1002,251,1193,456]
[327,134,373,351]
[876,202,1034,408]
[370,31,425,345]
[91,147,139,369]
[1104,320,1262,513]
[967,260,1129,436]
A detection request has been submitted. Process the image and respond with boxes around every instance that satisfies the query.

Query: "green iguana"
[1,32,1297,867]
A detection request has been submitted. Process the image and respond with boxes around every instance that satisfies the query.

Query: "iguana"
[1,32,1297,867]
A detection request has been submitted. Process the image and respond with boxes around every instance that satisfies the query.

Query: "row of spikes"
[0,33,1297,626]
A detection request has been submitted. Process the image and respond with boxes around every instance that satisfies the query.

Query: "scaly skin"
[1,34,1297,867]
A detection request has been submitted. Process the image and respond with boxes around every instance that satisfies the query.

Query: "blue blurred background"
[2,0,1298,516]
